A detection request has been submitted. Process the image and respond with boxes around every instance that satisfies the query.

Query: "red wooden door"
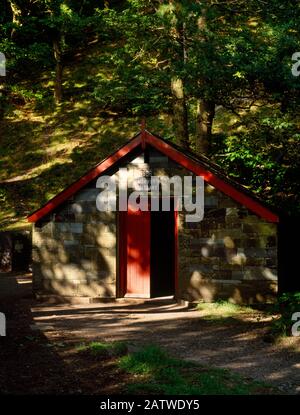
[126,206,151,297]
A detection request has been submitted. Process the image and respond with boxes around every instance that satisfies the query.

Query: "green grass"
[76,341,128,357]
[118,345,274,395]
[196,300,254,321]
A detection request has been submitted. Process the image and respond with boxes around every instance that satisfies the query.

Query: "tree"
[9,0,22,40]
[167,1,189,147]
[97,0,299,157]
[0,0,299,216]
[0,0,107,105]
[45,1,68,105]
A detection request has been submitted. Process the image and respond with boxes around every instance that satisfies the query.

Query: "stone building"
[28,129,281,304]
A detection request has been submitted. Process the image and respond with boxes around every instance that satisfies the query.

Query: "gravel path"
[31,298,300,394]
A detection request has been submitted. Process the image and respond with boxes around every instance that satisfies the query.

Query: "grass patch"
[76,341,128,358]
[118,345,274,395]
[196,300,254,320]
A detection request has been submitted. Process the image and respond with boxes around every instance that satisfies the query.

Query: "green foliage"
[92,0,300,214]
[0,0,300,227]
[271,292,300,337]
[214,109,300,215]
[0,188,8,203]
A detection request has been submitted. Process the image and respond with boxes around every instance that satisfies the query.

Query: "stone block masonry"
[178,185,277,304]
[32,198,117,299]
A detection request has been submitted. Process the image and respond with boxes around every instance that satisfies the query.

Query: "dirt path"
[30,298,300,394]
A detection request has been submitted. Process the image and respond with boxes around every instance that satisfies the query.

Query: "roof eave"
[28,130,279,224]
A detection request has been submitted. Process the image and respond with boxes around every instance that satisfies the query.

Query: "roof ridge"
[28,129,279,223]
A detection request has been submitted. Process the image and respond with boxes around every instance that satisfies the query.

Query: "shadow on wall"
[182,231,278,304]
[185,271,277,304]
[33,210,117,300]
[181,220,278,304]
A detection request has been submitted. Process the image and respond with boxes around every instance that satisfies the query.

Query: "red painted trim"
[141,128,146,150]
[144,132,279,223]
[28,135,142,222]
[118,211,127,297]
[174,209,179,298]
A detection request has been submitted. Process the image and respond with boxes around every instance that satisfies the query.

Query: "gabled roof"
[28,129,279,223]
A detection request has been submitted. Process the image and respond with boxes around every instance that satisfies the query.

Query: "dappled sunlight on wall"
[179,184,278,304]
[32,197,117,299]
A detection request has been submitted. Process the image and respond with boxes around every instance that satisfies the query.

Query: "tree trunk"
[195,99,215,155]
[10,1,22,40]
[53,38,63,104]
[194,8,215,155]
[171,77,189,148]
[169,1,189,148]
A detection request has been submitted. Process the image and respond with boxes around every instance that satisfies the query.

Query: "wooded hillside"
[0,0,299,230]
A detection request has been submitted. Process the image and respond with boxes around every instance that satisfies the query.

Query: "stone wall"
[178,184,278,304]
[33,193,116,299]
